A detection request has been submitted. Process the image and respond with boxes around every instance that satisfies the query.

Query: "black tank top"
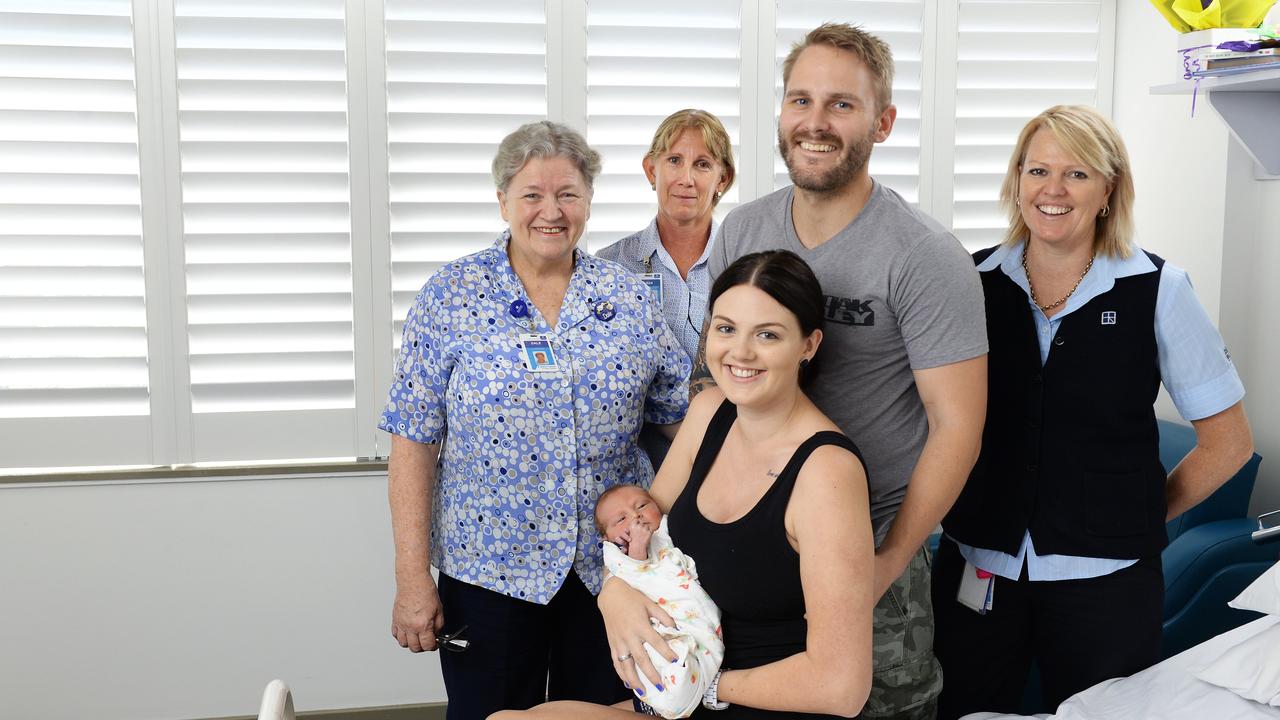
[668,400,865,719]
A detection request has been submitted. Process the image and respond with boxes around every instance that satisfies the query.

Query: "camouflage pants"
[864,546,942,719]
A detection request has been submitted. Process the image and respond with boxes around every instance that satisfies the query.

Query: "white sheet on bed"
[963,615,1280,720]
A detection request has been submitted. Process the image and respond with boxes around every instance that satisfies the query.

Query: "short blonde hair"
[646,109,737,206]
[999,105,1135,258]
[782,23,895,112]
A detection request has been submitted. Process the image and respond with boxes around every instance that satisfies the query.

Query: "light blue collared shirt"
[595,218,716,363]
[954,241,1245,582]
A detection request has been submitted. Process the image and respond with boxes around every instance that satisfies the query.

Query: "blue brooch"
[509,299,529,319]
[593,300,616,322]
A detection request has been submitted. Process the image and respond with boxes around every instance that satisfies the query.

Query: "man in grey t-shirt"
[703,24,988,719]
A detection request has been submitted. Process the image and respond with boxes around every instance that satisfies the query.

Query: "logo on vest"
[824,295,875,326]
[1100,311,1117,325]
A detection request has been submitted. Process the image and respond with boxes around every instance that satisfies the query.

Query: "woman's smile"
[725,364,764,380]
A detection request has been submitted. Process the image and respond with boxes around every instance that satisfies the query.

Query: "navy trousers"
[932,537,1163,720]
[436,569,629,719]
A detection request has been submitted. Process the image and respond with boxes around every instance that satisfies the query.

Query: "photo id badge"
[640,273,663,302]
[519,333,559,373]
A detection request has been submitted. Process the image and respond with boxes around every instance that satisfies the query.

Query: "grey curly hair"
[491,120,602,193]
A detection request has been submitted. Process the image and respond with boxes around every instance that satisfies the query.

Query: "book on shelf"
[1181,44,1280,79]
[1206,49,1280,70]
[1187,61,1280,79]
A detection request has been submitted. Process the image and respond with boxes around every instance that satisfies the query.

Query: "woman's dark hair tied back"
[709,250,825,386]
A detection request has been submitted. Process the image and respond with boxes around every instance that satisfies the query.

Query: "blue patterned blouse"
[379,232,691,604]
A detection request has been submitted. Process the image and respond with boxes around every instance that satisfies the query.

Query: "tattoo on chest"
[689,317,716,399]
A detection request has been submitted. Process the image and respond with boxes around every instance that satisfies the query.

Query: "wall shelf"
[1152,67,1280,179]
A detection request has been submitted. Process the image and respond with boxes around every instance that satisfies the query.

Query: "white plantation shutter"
[174,0,356,461]
[950,0,1107,250]
[0,4,1119,472]
[774,0,927,203]
[384,2,548,342]
[0,1,152,467]
[584,0,742,251]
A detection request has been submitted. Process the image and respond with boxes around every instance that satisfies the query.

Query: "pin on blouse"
[508,296,617,324]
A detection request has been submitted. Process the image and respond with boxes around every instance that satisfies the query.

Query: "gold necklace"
[1022,248,1094,312]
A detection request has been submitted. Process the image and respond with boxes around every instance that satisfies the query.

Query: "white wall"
[1111,2,1280,517]
[0,473,446,720]
[1220,140,1280,517]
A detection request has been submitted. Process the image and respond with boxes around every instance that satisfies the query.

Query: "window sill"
[0,458,389,486]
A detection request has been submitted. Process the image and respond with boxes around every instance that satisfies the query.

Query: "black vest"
[943,248,1169,559]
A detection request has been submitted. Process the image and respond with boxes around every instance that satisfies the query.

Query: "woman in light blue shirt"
[380,121,690,719]
[597,109,736,466]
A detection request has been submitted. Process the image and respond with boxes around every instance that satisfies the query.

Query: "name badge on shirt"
[640,273,663,302]
[957,560,995,614]
[519,333,560,373]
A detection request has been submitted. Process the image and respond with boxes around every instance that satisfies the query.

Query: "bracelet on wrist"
[702,669,729,711]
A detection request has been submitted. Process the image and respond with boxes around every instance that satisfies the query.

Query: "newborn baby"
[595,484,724,719]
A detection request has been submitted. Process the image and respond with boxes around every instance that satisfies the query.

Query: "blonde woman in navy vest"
[933,105,1254,719]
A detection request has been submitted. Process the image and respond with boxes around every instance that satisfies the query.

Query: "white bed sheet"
[963,615,1280,720]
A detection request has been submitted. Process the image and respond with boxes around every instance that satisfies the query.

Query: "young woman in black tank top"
[495,251,876,719]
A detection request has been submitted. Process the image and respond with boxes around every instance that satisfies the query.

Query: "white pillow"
[1194,622,1280,706]
[1230,560,1280,615]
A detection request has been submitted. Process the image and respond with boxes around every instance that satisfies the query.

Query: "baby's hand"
[625,519,653,560]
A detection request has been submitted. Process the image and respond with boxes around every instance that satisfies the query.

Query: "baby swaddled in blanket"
[595,484,724,719]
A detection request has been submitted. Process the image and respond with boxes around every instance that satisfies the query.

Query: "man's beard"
[777,127,875,194]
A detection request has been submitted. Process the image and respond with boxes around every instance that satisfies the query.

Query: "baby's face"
[596,486,662,543]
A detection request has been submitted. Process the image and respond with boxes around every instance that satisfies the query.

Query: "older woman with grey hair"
[380,120,690,718]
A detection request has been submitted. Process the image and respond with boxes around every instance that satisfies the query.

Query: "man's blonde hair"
[781,22,895,111]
